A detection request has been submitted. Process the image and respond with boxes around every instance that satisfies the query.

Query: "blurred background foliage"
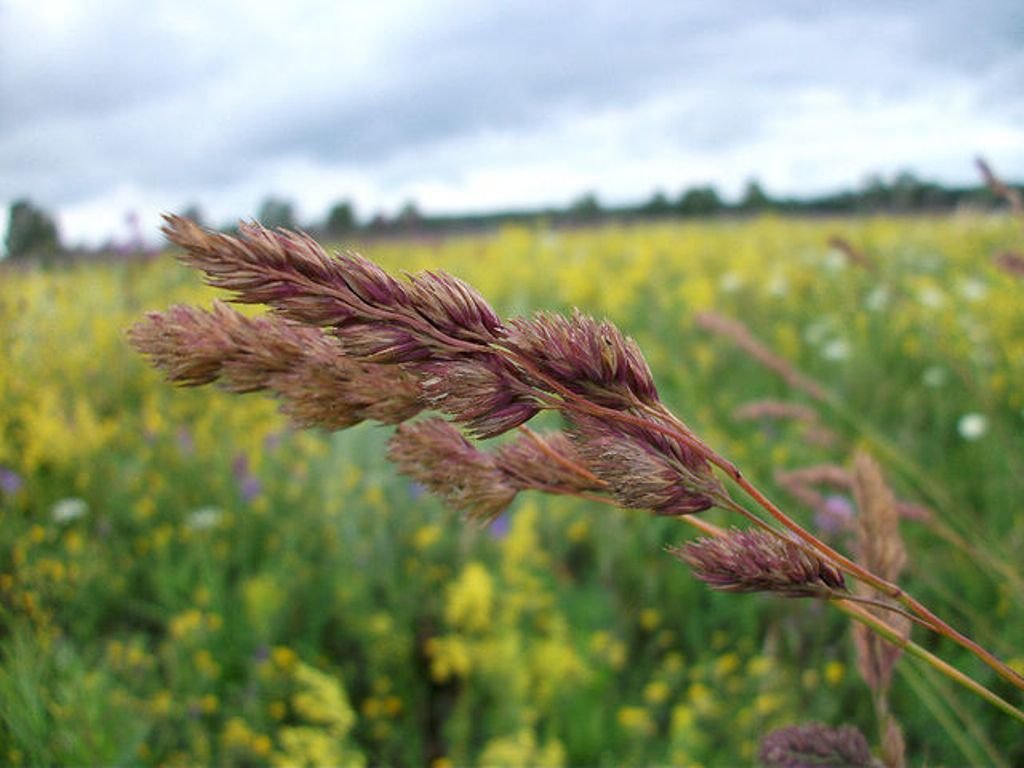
[1,214,1022,765]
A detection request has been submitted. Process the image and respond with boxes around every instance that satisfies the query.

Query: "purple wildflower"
[0,467,23,495]
[232,454,262,503]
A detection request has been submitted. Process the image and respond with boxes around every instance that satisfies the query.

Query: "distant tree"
[678,185,724,216]
[4,199,61,259]
[397,201,422,227]
[739,179,772,212]
[889,171,914,209]
[180,204,206,227]
[325,200,356,236]
[858,174,889,212]
[568,192,603,220]
[257,197,297,230]
[366,212,390,233]
[640,190,673,216]
[889,170,949,211]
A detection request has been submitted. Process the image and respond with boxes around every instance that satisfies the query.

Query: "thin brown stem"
[838,600,1024,725]
[677,514,726,538]
[719,496,786,536]
[833,594,932,632]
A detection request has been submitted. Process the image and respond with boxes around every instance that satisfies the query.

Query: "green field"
[1,215,1022,765]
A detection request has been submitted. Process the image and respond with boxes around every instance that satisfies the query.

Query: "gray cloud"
[1,0,1022,244]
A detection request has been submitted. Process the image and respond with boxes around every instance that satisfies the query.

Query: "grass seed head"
[569,413,727,516]
[162,214,504,362]
[673,527,847,598]
[417,358,539,439]
[494,430,607,495]
[128,300,422,430]
[759,722,873,768]
[387,419,517,522]
[994,250,1024,278]
[851,450,910,693]
[504,309,659,408]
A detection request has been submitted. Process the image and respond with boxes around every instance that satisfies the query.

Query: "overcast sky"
[2,0,1022,249]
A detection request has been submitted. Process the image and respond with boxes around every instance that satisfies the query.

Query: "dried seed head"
[759,722,873,768]
[504,309,659,408]
[733,399,820,424]
[977,156,1024,216]
[417,358,539,439]
[994,250,1024,278]
[387,419,517,522]
[163,215,361,324]
[852,452,905,582]
[406,269,506,343]
[695,311,828,402]
[881,717,906,768]
[568,414,726,516]
[273,359,422,430]
[673,528,847,598]
[128,301,238,387]
[827,235,874,270]
[851,450,910,693]
[734,400,837,449]
[128,301,422,430]
[161,214,504,363]
[495,430,607,496]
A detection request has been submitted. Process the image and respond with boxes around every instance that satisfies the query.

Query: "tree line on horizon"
[4,169,1022,260]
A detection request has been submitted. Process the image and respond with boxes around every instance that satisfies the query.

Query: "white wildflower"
[823,249,847,273]
[957,413,988,441]
[51,497,89,524]
[922,366,947,388]
[803,320,831,347]
[958,278,988,303]
[719,272,743,293]
[865,286,889,312]
[917,285,946,309]
[187,506,224,530]
[822,339,850,361]
[767,274,789,298]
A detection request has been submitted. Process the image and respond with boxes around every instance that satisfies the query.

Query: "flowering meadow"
[2,215,1023,765]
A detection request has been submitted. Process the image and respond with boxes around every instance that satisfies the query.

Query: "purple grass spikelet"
[672,527,847,598]
[569,413,728,516]
[759,722,873,768]
[387,419,517,522]
[494,429,607,496]
[417,358,540,439]
[504,309,659,408]
[128,300,422,430]
[161,215,504,361]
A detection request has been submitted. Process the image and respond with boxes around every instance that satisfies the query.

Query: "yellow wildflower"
[567,519,589,543]
[825,660,845,686]
[413,523,443,550]
[713,652,740,678]
[271,646,298,671]
[639,608,661,631]
[291,662,357,734]
[444,561,493,633]
[617,706,654,736]
[644,680,671,706]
